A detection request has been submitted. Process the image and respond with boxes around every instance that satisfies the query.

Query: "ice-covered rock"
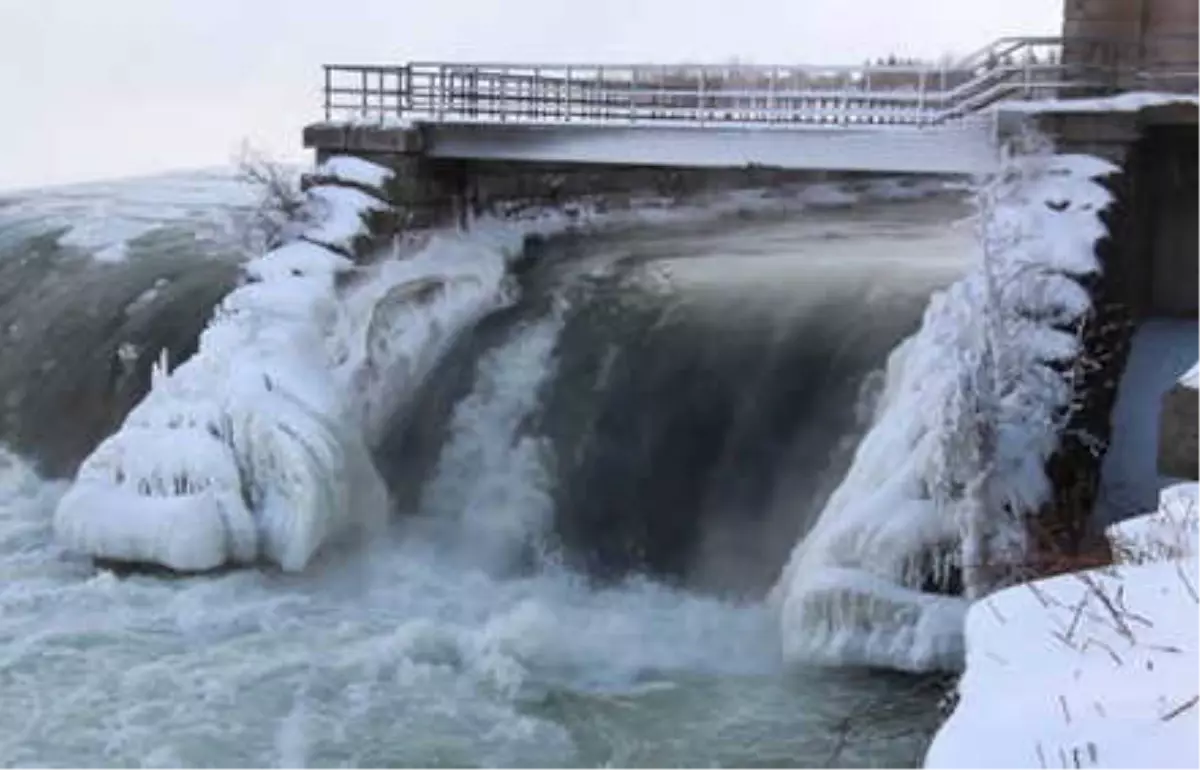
[53,159,521,572]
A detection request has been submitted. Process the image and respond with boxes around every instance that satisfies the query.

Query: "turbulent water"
[0,172,972,767]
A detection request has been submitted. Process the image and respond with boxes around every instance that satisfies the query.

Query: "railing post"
[403,64,412,118]
[361,69,368,118]
[839,72,849,126]
[437,65,445,121]
[323,66,332,122]
[697,68,706,126]
[379,69,386,119]
[917,68,926,125]
[629,68,636,123]
[767,66,775,124]
[659,64,666,122]
[565,66,572,122]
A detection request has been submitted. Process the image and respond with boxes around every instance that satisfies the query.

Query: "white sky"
[0,0,1060,191]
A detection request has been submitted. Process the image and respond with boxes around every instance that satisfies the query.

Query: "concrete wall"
[1143,0,1200,76]
[1063,0,1143,51]
[1142,124,1199,317]
[1062,0,1198,90]
[1030,105,1198,319]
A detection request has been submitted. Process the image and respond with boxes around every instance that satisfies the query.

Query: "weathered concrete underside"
[303,122,954,230]
[305,120,999,177]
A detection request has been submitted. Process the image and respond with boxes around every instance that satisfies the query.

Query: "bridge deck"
[307,36,1197,175]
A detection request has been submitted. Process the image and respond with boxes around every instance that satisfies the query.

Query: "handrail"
[319,35,1199,128]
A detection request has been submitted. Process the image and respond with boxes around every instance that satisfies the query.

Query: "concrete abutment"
[1018,102,1198,567]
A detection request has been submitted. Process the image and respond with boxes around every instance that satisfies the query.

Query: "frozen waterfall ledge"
[52,156,529,572]
[925,483,1199,769]
[771,150,1118,673]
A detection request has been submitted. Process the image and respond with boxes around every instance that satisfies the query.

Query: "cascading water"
[414,308,566,572]
[0,171,974,767]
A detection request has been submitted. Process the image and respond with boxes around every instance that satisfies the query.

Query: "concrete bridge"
[307,39,1070,177]
[304,35,1195,178]
[301,25,1197,311]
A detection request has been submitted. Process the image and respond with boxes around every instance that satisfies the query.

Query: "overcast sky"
[0,0,1060,191]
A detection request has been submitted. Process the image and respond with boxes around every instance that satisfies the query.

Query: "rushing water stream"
[0,173,971,767]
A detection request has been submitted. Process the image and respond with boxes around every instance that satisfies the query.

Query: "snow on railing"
[319,36,1197,129]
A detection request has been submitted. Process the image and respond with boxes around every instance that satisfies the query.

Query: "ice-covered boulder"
[53,156,525,573]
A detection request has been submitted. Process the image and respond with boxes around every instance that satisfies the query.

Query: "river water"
[0,173,971,767]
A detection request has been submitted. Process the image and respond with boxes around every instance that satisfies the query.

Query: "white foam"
[418,310,566,571]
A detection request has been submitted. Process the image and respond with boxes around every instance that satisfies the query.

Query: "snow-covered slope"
[772,145,1117,672]
[52,158,524,572]
[926,483,1199,769]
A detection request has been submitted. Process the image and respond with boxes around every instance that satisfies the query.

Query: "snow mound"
[246,241,355,281]
[1108,483,1199,564]
[316,156,395,191]
[301,185,388,255]
[772,146,1117,672]
[53,164,525,572]
[926,484,1200,769]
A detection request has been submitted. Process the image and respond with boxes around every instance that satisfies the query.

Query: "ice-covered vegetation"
[772,134,1117,672]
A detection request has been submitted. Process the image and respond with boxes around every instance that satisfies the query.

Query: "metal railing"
[320,36,1198,129]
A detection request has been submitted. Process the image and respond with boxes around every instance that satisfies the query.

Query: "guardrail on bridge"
[319,35,1198,129]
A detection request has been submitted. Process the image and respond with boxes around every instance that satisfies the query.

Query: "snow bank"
[315,156,395,190]
[926,484,1200,769]
[1108,483,1198,564]
[997,91,1199,116]
[772,145,1117,672]
[53,157,523,573]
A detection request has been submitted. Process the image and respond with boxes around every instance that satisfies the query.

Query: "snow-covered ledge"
[926,483,1199,769]
[51,157,522,572]
[994,91,1200,116]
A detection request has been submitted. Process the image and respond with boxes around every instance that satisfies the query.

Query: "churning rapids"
[0,172,972,767]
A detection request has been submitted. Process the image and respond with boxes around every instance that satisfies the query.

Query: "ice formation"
[53,157,524,572]
[772,145,1118,672]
